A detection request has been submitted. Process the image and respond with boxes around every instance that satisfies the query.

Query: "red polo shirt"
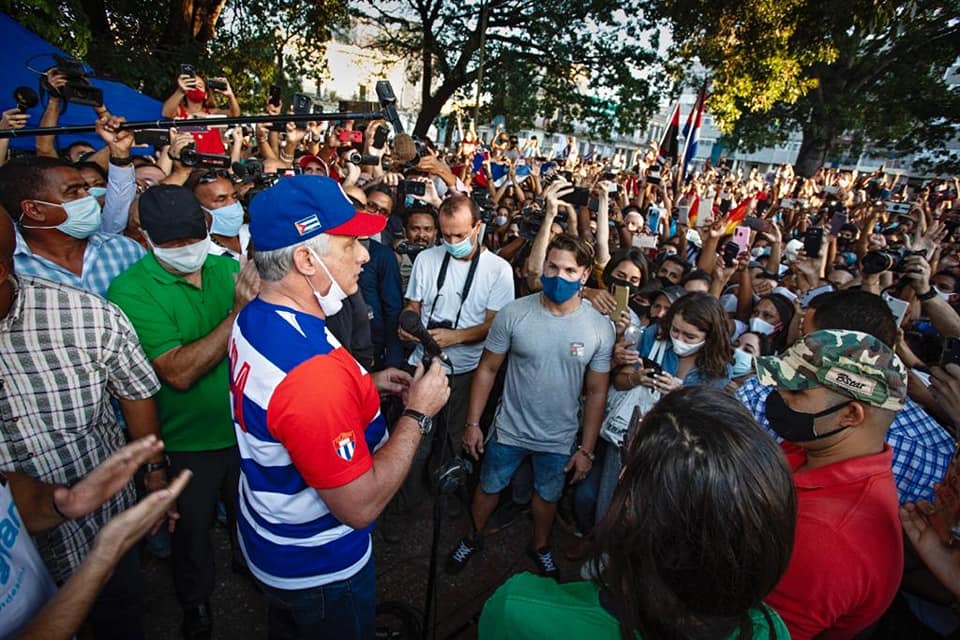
[766,443,903,640]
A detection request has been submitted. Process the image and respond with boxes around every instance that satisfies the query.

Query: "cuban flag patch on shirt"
[334,431,357,462]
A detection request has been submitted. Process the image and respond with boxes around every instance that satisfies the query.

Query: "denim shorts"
[479,437,569,502]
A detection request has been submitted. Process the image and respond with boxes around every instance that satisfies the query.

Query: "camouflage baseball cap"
[755,330,907,411]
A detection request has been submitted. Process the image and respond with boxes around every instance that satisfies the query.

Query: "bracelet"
[577,446,595,462]
[110,154,135,167]
[917,288,939,301]
[51,490,70,520]
[465,422,480,429]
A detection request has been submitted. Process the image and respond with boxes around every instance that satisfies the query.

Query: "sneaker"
[528,545,559,579]
[445,537,481,574]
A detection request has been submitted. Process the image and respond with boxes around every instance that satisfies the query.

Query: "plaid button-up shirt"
[736,376,954,504]
[0,275,160,582]
[13,230,144,298]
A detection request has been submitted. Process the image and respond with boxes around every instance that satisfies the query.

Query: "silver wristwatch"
[402,409,433,435]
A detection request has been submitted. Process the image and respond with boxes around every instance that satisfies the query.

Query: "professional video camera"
[861,247,927,275]
[394,240,430,263]
[518,199,564,241]
[41,55,103,107]
[471,189,495,224]
[180,143,230,169]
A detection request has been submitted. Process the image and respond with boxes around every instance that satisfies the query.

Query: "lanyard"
[428,248,481,330]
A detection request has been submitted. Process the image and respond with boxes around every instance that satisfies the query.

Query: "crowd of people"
[0,64,959,640]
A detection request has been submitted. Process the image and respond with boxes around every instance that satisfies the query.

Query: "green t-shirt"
[108,252,238,452]
[479,573,790,640]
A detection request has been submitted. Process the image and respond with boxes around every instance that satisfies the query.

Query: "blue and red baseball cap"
[249,175,387,251]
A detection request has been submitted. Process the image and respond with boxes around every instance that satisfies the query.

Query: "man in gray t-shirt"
[447,236,613,578]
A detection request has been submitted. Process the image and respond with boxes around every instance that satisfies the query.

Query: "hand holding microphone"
[399,310,452,367]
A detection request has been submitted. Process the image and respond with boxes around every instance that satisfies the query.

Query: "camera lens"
[861,250,896,275]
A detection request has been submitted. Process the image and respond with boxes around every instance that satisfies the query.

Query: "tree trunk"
[415,92,446,138]
[795,122,834,177]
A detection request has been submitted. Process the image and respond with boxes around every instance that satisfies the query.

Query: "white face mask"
[935,286,954,302]
[306,248,347,317]
[149,235,211,274]
[749,316,778,335]
[671,336,705,357]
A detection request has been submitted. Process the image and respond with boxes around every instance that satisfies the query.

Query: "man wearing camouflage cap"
[757,329,906,639]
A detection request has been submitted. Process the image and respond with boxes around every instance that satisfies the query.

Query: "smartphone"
[882,290,910,327]
[799,283,835,309]
[268,85,281,107]
[632,234,658,249]
[718,195,732,215]
[135,129,171,148]
[641,357,663,378]
[941,336,960,367]
[612,285,630,321]
[885,201,912,216]
[823,185,839,195]
[697,198,713,226]
[647,208,660,233]
[804,227,824,259]
[607,183,619,194]
[372,124,389,150]
[560,187,590,208]
[722,241,740,268]
[780,198,795,209]
[206,78,227,92]
[179,64,196,78]
[293,93,312,130]
[733,226,751,253]
[678,204,690,226]
[337,129,363,144]
[829,211,847,236]
[400,180,426,197]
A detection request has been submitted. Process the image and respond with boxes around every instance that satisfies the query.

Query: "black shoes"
[181,602,213,639]
[445,537,481,574]
[528,545,560,579]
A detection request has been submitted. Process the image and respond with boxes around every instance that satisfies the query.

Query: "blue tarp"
[1,12,162,152]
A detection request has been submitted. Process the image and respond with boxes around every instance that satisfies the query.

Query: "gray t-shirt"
[485,293,614,454]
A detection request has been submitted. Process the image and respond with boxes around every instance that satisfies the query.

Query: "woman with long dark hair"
[480,387,797,639]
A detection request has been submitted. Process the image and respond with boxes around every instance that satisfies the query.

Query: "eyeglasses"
[198,169,233,184]
[348,196,366,209]
[365,202,391,216]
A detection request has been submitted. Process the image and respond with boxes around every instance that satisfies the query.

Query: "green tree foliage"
[355,0,666,139]
[647,0,960,175]
[1,0,346,112]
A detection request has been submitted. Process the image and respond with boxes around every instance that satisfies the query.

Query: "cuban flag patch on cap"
[333,431,357,462]
[295,214,323,236]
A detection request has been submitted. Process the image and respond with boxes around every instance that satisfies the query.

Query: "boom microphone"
[399,310,452,366]
[392,133,419,166]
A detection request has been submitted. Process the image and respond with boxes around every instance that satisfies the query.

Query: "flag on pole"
[684,190,701,228]
[657,101,681,167]
[681,83,708,181]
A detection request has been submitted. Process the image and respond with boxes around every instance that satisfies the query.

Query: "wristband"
[577,446,595,462]
[917,288,939,301]
[465,422,480,429]
[110,154,135,167]
[52,491,70,520]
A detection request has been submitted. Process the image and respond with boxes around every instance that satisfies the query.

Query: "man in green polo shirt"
[108,185,259,640]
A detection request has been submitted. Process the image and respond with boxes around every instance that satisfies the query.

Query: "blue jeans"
[258,556,376,640]
[480,438,569,502]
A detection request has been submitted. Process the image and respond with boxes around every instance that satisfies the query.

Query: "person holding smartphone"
[161,68,240,155]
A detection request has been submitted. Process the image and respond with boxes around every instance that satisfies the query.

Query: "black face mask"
[629,299,650,318]
[764,390,852,443]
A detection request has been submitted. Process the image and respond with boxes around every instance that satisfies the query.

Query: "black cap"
[139,185,208,244]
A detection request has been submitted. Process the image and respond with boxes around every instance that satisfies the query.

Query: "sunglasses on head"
[198,169,233,184]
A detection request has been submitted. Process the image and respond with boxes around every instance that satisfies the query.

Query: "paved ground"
[141,493,587,639]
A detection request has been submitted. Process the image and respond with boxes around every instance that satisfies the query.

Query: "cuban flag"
[334,432,357,462]
[295,215,323,236]
[681,83,708,182]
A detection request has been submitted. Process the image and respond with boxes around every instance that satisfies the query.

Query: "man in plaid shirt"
[0,210,167,638]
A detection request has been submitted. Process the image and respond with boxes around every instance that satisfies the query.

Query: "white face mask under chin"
[306,248,348,316]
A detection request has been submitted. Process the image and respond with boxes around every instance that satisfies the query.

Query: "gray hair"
[254,234,331,282]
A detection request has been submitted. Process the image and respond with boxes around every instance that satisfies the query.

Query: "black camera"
[232,159,264,184]
[470,189,495,224]
[206,78,227,92]
[180,143,230,169]
[427,319,453,331]
[861,247,926,275]
[42,55,103,107]
[395,241,429,262]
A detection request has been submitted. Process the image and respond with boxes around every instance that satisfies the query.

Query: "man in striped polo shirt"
[229,176,449,639]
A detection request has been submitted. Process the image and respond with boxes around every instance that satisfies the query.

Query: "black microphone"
[399,310,451,366]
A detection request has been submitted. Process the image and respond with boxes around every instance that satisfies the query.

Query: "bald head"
[343,185,366,207]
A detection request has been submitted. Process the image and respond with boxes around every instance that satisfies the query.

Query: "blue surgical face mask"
[88,186,107,200]
[540,274,582,304]
[206,201,245,237]
[21,196,102,239]
[732,347,755,377]
[444,228,476,259]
